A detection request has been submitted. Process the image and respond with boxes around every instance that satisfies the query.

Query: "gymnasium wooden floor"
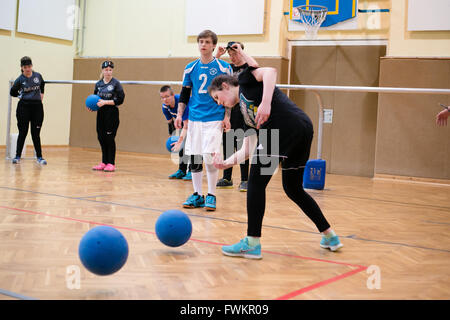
[0,147,448,300]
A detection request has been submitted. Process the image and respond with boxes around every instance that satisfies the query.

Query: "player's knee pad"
[189,162,203,173]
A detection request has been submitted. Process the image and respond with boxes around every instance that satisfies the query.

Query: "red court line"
[262,250,365,269]
[275,266,368,300]
[0,205,228,246]
[0,205,360,267]
[0,205,368,299]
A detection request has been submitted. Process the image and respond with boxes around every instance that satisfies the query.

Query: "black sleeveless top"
[238,66,313,157]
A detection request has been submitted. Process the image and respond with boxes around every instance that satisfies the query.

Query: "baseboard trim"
[373,174,450,187]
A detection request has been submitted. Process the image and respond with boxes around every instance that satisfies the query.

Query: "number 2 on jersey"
[198,74,208,94]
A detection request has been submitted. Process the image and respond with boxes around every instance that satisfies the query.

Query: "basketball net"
[294,5,328,40]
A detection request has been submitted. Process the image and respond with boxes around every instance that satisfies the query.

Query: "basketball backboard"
[289,0,359,31]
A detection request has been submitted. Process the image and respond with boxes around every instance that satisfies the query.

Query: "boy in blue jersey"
[174,30,232,211]
[159,86,191,180]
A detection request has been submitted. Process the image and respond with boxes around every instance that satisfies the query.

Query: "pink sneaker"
[103,164,115,172]
[92,163,106,171]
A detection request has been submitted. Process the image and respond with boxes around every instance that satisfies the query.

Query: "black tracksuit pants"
[16,100,44,158]
[97,106,119,165]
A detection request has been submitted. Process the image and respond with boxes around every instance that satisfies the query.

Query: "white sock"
[246,236,260,247]
[205,163,219,196]
[192,171,203,194]
[323,229,337,239]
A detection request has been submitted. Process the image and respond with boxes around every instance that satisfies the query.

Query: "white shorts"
[185,120,223,156]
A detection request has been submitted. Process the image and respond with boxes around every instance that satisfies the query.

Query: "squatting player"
[160,85,191,180]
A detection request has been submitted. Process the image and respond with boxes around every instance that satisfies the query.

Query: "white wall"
[81,0,284,57]
[0,32,75,148]
[388,0,450,57]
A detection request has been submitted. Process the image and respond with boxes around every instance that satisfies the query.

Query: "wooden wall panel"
[375,58,450,179]
[290,45,386,177]
[331,45,385,176]
[69,57,289,154]
[290,46,337,170]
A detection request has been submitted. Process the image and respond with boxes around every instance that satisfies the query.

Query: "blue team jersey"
[182,58,232,122]
[162,94,189,121]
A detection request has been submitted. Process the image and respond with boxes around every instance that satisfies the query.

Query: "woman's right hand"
[231,43,242,51]
[255,100,271,129]
[230,43,244,56]
[212,153,230,170]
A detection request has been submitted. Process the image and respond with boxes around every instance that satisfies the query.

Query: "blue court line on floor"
[0,186,162,211]
[0,288,38,300]
[304,190,450,212]
[348,237,450,253]
[77,195,108,199]
[45,161,450,211]
[0,186,318,234]
[1,186,449,253]
[422,220,450,226]
[99,170,450,212]
[121,165,450,211]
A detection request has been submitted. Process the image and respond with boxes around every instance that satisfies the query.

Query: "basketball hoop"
[294,5,328,40]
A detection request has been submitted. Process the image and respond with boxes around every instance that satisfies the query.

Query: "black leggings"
[247,162,331,237]
[16,100,44,158]
[97,106,119,165]
[222,131,249,182]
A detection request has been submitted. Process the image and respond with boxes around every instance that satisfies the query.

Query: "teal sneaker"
[182,171,192,181]
[36,157,47,165]
[183,193,205,208]
[205,194,216,211]
[222,237,262,259]
[320,235,343,252]
[169,169,186,179]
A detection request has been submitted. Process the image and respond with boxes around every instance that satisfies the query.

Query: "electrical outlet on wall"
[323,109,333,123]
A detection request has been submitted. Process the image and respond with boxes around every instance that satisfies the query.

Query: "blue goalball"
[78,226,129,276]
[85,94,101,111]
[166,136,179,152]
[155,210,192,247]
